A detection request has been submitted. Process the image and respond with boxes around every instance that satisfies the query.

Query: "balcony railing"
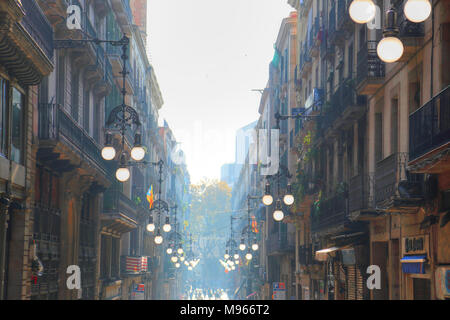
[320,79,367,131]
[349,174,374,212]
[409,86,450,162]
[328,4,336,42]
[396,0,425,38]
[311,192,348,233]
[103,187,138,221]
[20,0,54,59]
[356,41,385,90]
[38,103,115,177]
[336,0,352,31]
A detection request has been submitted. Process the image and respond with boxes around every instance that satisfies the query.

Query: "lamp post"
[348,0,432,63]
[54,35,145,182]
[146,160,171,244]
[262,111,318,221]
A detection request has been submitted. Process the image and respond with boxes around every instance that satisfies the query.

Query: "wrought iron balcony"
[336,0,353,32]
[375,152,424,210]
[308,16,321,57]
[409,85,450,164]
[266,231,295,256]
[311,192,348,233]
[349,174,375,213]
[319,79,367,134]
[38,103,115,177]
[356,41,385,95]
[396,0,425,38]
[20,0,54,60]
[299,46,312,79]
[103,186,139,223]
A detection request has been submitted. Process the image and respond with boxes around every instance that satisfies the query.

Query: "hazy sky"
[147,0,293,184]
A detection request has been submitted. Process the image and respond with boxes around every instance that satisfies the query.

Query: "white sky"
[147,0,293,184]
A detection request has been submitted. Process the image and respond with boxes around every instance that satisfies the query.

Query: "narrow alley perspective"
[0,0,449,309]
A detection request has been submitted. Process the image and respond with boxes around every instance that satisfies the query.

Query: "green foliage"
[189,178,232,236]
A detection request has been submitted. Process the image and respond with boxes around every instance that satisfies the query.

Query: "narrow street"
[0,0,449,303]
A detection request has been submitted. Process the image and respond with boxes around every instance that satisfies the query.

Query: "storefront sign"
[402,235,429,256]
[131,283,145,300]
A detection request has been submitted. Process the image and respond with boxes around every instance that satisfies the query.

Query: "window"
[11,88,24,164]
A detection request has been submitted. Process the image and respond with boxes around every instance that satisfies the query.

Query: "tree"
[188,179,232,289]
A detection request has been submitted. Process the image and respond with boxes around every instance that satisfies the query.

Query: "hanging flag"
[251,215,259,233]
[146,185,154,209]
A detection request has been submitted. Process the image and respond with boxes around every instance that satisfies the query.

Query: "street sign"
[131,283,145,300]
[272,282,286,300]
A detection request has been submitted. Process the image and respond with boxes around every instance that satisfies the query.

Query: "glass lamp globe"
[101,146,116,160]
[377,36,404,63]
[184,261,189,266]
[171,256,178,263]
[154,235,163,245]
[235,260,239,265]
[166,248,173,255]
[283,194,294,206]
[245,252,253,261]
[349,0,376,23]
[239,243,246,251]
[273,209,284,222]
[188,266,193,271]
[252,243,259,251]
[175,262,180,268]
[116,167,130,182]
[224,253,230,260]
[146,223,155,232]
[130,146,145,161]
[177,248,184,255]
[262,194,273,206]
[404,0,431,23]
[162,223,171,233]
[228,260,234,266]
[233,253,239,260]
[231,265,236,271]
[180,256,185,262]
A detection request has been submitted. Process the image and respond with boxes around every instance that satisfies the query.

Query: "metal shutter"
[347,265,356,300]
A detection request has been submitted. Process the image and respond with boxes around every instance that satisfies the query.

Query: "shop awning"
[401,255,427,274]
[315,247,340,261]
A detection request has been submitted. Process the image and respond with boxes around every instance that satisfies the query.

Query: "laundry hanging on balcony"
[401,255,427,274]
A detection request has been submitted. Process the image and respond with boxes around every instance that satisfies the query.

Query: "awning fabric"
[315,247,340,261]
[401,255,427,274]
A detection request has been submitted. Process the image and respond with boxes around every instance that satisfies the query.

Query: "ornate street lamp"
[377,6,404,63]
[404,0,431,22]
[349,0,377,24]
[55,34,144,182]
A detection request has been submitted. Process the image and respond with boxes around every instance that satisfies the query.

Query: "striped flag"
[147,185,154,209]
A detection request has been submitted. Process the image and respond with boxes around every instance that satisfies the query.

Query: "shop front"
[401,234,432,300]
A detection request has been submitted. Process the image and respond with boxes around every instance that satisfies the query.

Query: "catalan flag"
[147,185,154,209]
[251,215,259,233]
